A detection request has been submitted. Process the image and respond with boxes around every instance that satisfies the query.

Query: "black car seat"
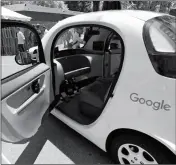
[79,77,113,119]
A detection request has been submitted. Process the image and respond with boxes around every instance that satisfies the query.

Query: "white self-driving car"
[1,10,176,164]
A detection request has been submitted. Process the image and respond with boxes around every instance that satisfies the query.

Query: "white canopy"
[1,7,32,21]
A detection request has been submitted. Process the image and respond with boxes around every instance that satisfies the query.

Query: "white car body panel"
[1,19,53,143]
[41,11,175,155]
[1,63,51,142]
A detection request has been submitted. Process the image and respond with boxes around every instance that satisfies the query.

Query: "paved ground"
[2,114,113,164]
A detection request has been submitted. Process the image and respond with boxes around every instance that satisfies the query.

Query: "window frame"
[1,20,46,82]
[52,25,115,57]
[50,23,125,97]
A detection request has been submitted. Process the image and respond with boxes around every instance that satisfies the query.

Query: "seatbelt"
[103,51,111,78]
[72,41,78,45]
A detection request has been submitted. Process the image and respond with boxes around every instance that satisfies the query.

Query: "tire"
[109,134,173,164]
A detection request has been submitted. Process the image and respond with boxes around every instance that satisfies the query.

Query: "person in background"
[28,25,38,47]
[17,27,25,52]
[41,26,48,38]
[71,27,85,49]
[165,7,169,14]
[65,28,74,48]
[58,29,74,49]
[84,27,92,43]
[36,24,42,38]
[42,26,49,38]
[155,5,160,12]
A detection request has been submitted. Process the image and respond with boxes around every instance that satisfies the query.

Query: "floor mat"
[56,77,113,125]
[56,94,96,125]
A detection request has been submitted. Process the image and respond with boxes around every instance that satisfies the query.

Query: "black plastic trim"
[54,48,104,58]
[143,16,176,79]
[1,64,38,84]
[143,16,176,56]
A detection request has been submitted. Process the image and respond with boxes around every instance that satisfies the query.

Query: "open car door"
[1,20,51,143]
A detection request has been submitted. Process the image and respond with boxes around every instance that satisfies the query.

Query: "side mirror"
[15,52,33,65]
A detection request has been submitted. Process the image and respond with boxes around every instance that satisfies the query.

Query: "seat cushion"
[83,77,113,101]
[79,78,112,118]
[79,91,103,118]
[80,101,102,118]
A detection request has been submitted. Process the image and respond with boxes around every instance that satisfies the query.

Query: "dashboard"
[53,54,97,96]
[56,55,91,79]
[53,47,104,96]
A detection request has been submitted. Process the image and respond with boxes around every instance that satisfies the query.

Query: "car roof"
[64,10,167,24]
[115,10,166,21]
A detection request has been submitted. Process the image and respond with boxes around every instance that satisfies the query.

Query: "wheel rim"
[117,143,158,164]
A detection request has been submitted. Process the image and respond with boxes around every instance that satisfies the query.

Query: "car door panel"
[55,49,103,78]
[1,65,35,84]
[84,54,103,77]
[1,115,25,142]
[1,63,50,143]
[1,64,49,100]
[56,54,103,78]
[6,75,45,114]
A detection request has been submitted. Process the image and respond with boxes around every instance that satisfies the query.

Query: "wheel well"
[106,128,176,163]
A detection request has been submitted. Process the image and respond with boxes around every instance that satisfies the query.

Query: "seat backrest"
[108,37,123,76]
[110,53,122,75]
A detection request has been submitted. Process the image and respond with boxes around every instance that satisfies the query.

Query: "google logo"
[130,93,171,111]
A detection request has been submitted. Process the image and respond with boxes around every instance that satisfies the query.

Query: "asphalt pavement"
[2,114,113,164]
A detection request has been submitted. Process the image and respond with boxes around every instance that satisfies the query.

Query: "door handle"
[32,79,40,93]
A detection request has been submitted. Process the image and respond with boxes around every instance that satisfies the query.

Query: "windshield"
[147,15,176,54]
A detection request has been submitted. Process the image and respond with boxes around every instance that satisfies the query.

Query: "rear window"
[143,16,176,78]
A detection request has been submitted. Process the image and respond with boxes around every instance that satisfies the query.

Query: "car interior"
[53,26,123,125]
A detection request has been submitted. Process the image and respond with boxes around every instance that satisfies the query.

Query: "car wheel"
[109,134,172,164]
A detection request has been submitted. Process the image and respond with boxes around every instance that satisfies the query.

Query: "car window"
[1,25,41,79]
[54,26,112,54]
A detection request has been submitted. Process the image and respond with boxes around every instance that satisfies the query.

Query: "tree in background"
[64,1,78,11]
[1,0,176,13]
[101,1,121,10]
[1,0,20,5]
[121,1,176,13]
[93,1,121,11]
[65,1,92,12]
[93,1,100,11]
[77,1,92,12]
[92,1,176,13]
[1,0,68,10]
[54,1,69,11]
[32,0,68,10]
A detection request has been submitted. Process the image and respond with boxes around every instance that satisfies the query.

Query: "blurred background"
[2,1,176,30]
[1,1,176,56]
